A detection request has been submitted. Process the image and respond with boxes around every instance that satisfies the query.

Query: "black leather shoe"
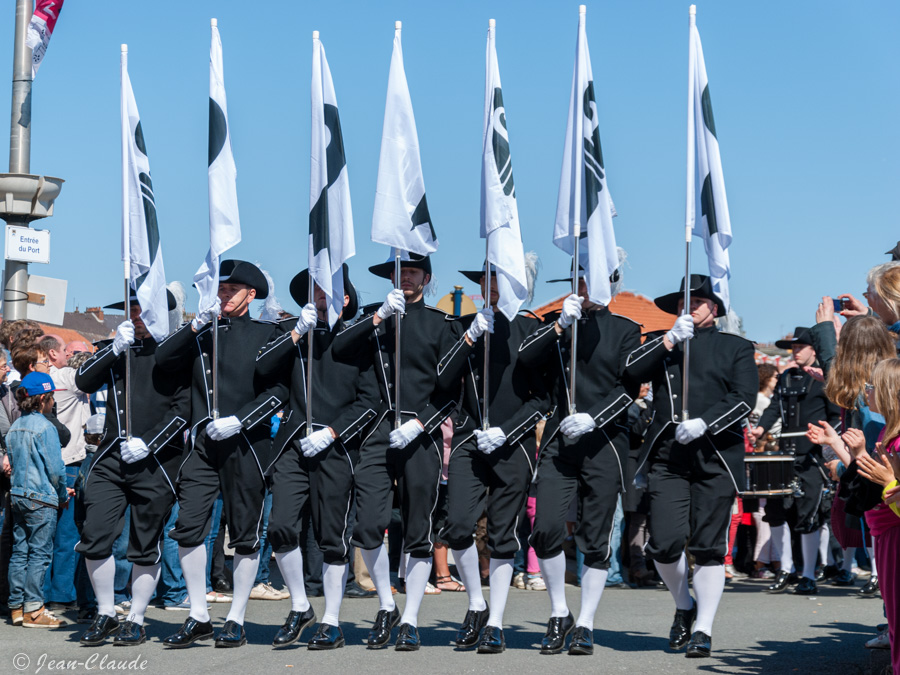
[307,623,345,650]
[832,569,855,586]
[477,625,505,654]
[860,577,880,596]
[668,603,696,650]
[685,630,711,658]
[113,620,146,646]
[344,582,377,599]
[568,626,594,655]
[767,570,791,593]
[817,564,838,582]
[80,613,120,646]
[540,612,575,654]
[163,617,215,648]
[455,606,490,648]
[367,606,400,648]
[394,622,420,651]
[213,578,233,595]
[215,619,247,648]
[793,577,818,595]
[272,607,316,648]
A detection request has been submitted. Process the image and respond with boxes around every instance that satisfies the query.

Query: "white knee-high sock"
[869,543,877,578]
[841,548,856,573]
[128,563,160,626]
[226,550,260,625]
[801,531,819,580]
[655,552,693,611]
[692,564,725,635]
[86,556,117,618]
[537,552,569,618]
[487,559,514,629]
[820,523,833,565]
[274,548,310,612]
[178,544,210,623]
[321,562,347,627]
[360,545,395,612]
[451,544,487,612]
[575,566,608,629]
[399,557,432,628]
[771,524,794,572]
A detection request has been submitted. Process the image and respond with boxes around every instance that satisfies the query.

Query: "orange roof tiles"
[533,291,675,334]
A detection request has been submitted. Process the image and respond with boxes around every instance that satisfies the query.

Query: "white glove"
[389,419,424,449]
[112,321,135,356]
[294,303,318,336]
[376,289,406,321]
[120,437,150,464]
[473,427,507,454]
[466,308,494,342]
[207,415,242,441]
[665,314,694,345]
[557,294,583,330]
[675,418,708,444]
[560,412,597,440]
[301,428,335,457]
[192,298,222,331]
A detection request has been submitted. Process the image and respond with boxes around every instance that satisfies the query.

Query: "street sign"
[5,225,50,264]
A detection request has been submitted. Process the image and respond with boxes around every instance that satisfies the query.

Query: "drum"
[743,454,796,497]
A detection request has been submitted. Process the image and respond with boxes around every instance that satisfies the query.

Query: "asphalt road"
[0,576,891,675]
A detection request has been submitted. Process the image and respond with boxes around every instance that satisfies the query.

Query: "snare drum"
[743,454,796,497]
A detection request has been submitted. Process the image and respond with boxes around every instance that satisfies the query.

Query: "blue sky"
[1,0,897,341]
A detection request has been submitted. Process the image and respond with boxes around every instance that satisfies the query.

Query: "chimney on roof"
[85,307,104,321]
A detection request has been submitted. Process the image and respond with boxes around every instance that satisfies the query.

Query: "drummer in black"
[436,262,548,654]
[157,260,288,649]
[255,264,379,650]
[518,262,641,657]
[74,290,189,647]
[330,253,462,651]
[625,275,757,659]
[750,327,841,595]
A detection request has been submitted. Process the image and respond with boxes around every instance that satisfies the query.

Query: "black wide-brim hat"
[368,252,432,280]
[654,274,727,317]
[289,264,358,321]
[886,242,900,261]
[219,259,269,299]
[104,289,177,311]
[546,261,620,285]
[774,326,813,350]
[459,262,491,284]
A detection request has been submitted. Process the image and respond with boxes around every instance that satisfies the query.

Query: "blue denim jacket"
[7,410,66,507]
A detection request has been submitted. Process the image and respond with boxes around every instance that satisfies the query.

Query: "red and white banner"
[25,0,65,79]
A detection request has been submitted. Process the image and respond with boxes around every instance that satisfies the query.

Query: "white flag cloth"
[25,0,64,80]
[552,9,619,306]
[310,36,355,327]
[194,21,241,312]
[121,55,169,342]
[689,19,732,311]
[481,23,527,321]
[371,27,437,256]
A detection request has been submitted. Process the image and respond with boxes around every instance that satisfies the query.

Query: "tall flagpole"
[394,249,402,430]
[305,29,320,438]
[682,4,698,421]
[120,44,132,440]
[210,17,220,421]
[482,254,491,430]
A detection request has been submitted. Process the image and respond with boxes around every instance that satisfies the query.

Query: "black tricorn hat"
[104,289,177,311]
[886,242,900,261]
[289,264,358,321]
[546,261,620,285]
[774,326,813,350]
[368,252,432,280]
[219,259,269,299]
[653,274,726,317]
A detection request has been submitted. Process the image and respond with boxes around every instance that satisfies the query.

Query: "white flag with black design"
[194,20,241,311]
[481,22,527,321]
[371,25,438,256]
[121,54,168,341]
[689,17,732,311]
[310,35,355,328]
[553,8,619,306]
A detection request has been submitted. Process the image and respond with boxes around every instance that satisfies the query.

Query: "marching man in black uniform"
[436,262,548,654]
[156,260,288,649]
[625,275,757,659]
[255,264,379,649]
[331,253,461,651]
[74,290,190,646]
[518,263,641,656]
[750,327,841,595]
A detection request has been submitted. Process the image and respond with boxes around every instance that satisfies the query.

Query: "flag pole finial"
[489,18,495,28]
[211,17,217,27]
[689,5,696,15]
[395,20,402,30]
[579,5,586,14]
[312,30,319,39]
[121,44,127,53]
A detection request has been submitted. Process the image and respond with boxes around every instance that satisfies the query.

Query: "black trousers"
[763,458,827,535]
[442,436,534,559]
[171,431,267,555]
[75,450,176,565]
[351,418,442,559]
[646,437,736,566]
[530,430,623,570]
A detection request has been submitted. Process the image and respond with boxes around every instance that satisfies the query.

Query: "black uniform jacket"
[435,311,549,451]
[155,314,288,470]
[331,299,462,433]
[625,325,757,486]
[255,318,381,473]
[75,337,191,489]
[518,307,642,461]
